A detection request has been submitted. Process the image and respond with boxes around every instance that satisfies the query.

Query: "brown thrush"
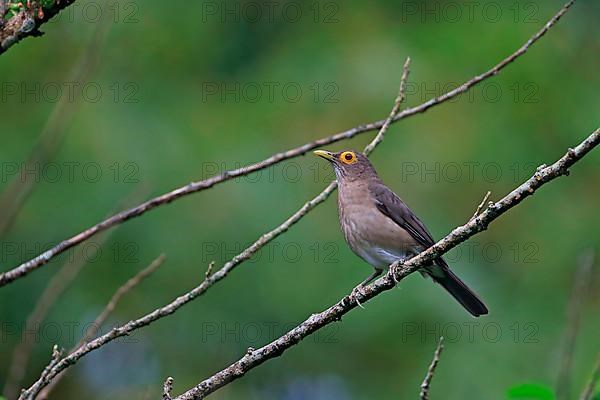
[314,149,488,317]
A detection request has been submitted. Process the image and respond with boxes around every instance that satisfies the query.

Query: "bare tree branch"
[0,0,78,56]
[557,250,595,400]
[0,0,577,288]
[420,337,445,400]
[18,57,413,400]
[36,254,167,399]
[170,128,599,400]
[581,355,600,400]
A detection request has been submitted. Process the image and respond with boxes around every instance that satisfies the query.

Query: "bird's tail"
[428,262,488,317]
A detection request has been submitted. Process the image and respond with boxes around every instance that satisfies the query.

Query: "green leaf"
[506,383,556,400]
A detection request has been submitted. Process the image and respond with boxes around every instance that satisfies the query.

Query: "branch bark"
[0,0,576,288]
[171,128,599,400]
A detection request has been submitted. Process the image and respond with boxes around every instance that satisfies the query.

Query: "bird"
[314,149,488,317]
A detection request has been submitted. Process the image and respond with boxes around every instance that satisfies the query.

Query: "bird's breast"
[337,183,421,269]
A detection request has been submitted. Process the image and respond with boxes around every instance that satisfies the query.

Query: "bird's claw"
[349,285,367,309]
[390,262,404,285]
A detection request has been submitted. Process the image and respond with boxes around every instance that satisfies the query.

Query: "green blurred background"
[1,0,599,399]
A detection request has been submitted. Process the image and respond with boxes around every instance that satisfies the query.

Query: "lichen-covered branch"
[172,128,599,400]
[0,0,77,55]
[0,0,576,288]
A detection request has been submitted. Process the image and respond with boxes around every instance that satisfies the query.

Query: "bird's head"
[313,150,378,182]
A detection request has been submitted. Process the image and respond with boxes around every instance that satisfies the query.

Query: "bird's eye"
[340,151,357,165]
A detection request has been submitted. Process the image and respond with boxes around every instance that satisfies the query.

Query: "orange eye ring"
[339,151,357,165]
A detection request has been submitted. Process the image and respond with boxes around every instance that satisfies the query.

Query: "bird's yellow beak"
[313,150,335,161]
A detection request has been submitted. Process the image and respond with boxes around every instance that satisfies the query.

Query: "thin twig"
[470,191,492,222]
[420,337,445,400]
[18,59,413,400]
[363,56,411,156]
[36,254,167,399]
[42,345,63,378]
[166,128,598,399]
[581,355,600,400]
[205,261,214,279]
[163,377,174,400]
[556,250,595,400]
[0,0,577,288]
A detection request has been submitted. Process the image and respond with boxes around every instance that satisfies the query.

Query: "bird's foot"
[389,261,406,285]
[349,284,367,309]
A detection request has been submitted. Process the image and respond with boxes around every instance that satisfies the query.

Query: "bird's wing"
[370,182,488,317]
[369,182,436,250]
